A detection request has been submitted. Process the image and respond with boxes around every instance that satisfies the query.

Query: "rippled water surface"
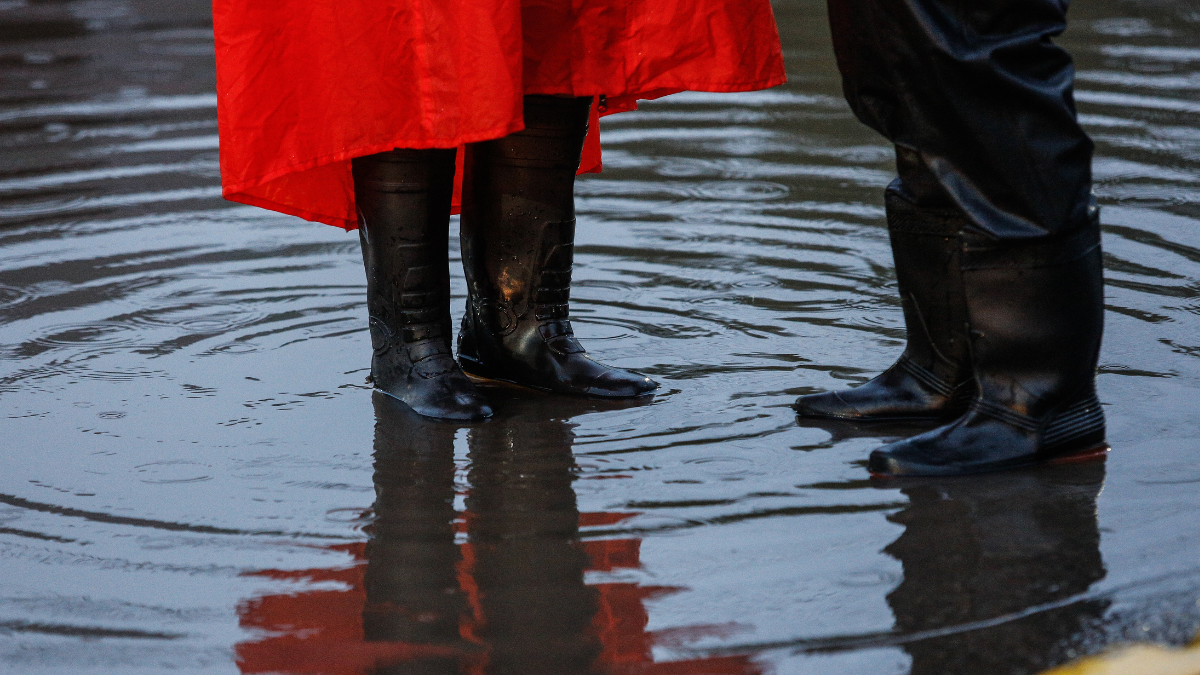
[2,1,1200,673]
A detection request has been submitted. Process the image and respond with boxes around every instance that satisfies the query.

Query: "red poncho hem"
[220,120,524,229]
[213,0,787,230]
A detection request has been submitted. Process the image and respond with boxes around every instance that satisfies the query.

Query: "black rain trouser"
[827,0,1094,239]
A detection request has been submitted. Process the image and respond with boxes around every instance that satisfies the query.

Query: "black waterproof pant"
[827,0,1094,239]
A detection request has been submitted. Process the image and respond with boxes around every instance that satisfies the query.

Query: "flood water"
[2,0,1200,673]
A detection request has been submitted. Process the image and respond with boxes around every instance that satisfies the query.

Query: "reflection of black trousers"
[827,0,1094,240]
[885,463,1108,674]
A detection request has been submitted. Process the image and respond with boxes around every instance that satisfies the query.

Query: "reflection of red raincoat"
[236,513,762,675]
[212,0,786,230]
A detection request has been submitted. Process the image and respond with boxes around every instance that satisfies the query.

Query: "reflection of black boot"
[870,214,1107,476]
[883,461,1108,674]
[795,180,973,421]
[466,402,601,675]
[353,149,492,420]
[365,392,468,674]
[457,95,658,399]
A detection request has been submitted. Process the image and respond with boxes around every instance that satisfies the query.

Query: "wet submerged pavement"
[2,0,1200,672]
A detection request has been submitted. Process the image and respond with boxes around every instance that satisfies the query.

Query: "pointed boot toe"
[377,377,493,421]
[436,385,494,420]
[629,374,660,397]
[793,391,857,419]
[387,382,492,421]
[866,427,976,477]
[409,393,493,421]
[584,366,658,398]
[794,368,973,422]
[867,448,906,476]
[385,363,493,421]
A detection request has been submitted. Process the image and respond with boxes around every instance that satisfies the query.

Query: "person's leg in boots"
[457,95,658,398]
[793,171,974,422]
[801,0,1106,475]
[353,149,492,420]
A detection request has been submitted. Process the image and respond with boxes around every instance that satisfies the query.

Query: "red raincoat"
[212,1,786,230]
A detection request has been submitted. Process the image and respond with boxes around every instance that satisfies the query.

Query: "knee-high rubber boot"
[353,149,492,420]
[869,214,1107,476]
[457,95,658,398]
[794,180,974,421]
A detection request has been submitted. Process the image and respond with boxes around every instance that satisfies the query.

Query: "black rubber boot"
[869,213,1108,476]
[353,149,492,420]
[794,180,974,421]
[457,95,658,398]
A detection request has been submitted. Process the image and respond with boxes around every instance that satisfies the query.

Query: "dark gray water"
[2,0,1200,673]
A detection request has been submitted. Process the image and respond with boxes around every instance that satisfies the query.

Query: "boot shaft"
[353,149,457,350]
[462,95,590,228]
[460,96,591,325]
[961,218,1105,418]
[885,181,972,390]
[353,149,457,236]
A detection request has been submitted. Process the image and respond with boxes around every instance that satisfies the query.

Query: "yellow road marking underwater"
[1042,633,1200,675]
